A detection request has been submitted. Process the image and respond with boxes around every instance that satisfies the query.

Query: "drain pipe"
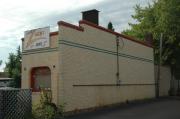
[156,33,163,98]
[116,36,120,85]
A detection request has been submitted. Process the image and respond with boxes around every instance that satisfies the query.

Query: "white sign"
[24,27,50,50]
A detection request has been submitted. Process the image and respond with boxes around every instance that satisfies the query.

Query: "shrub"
[31,89,65,119]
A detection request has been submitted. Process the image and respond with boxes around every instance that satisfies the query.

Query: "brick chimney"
[82,9,99,25]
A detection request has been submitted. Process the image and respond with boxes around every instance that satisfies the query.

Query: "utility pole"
[156,33,163,98]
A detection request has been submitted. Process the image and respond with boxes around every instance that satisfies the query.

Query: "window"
[31,67,51,91]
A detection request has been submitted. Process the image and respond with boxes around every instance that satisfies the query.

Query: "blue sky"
[0,0,152,71]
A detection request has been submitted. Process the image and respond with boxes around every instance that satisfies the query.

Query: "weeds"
[31,89,65,119]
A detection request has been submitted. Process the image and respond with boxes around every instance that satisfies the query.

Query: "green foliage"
[107,22,114,31]
[32,89,65,119]
[122,0,180,78]
[5,46,21,88]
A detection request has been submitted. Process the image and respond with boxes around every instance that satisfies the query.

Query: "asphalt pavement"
[66,97,180,119]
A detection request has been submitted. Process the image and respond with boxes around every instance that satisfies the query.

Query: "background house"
[0,72,12,87]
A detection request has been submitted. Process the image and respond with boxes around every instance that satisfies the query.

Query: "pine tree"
[5,46,21,88]
[107,22,114,31]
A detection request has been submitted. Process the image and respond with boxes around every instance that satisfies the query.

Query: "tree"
[5,46,21,88]
[107,22,115,31]
[0,60,2,66]
[122,0,180,78]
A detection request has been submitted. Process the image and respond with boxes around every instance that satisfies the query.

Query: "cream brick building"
[21,9,155,112]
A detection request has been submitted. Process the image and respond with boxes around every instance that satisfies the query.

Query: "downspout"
[116,36,120,85]
[156,33,163,98]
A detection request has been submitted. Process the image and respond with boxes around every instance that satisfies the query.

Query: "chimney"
[82,9,99,25]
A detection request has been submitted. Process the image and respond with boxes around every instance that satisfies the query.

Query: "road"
[66,98,180,119]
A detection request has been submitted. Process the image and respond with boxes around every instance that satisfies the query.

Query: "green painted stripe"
[22,40,153,63]
[59,40,116,55]
[22,48,58,55]
[59,42,153,63]
[118,53,152,62]
[73,83,156,87]
[23,47,58,53]
[59,40,153,63]
[60,42,116,56]
[59,40,153,62]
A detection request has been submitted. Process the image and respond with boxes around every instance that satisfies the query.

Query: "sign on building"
[24,27,50,50]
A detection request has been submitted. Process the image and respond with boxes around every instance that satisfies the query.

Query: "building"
[0,72,12,87]
[21,9,155,112]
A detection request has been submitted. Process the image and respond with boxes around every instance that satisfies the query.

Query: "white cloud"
[0,0,152,71]
[0,0,103,71]
[0,0,104,71]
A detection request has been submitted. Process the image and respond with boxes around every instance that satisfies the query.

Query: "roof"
[21,20,153,48]
[81,9,100,13]
[50,31,58,36]
[58,20,153,48]
[0,78,12,81]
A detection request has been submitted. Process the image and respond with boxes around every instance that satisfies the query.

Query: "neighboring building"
[21,9,155,112]
[0,72,8,78]
[0,72,12,87]
[0,78,12,87]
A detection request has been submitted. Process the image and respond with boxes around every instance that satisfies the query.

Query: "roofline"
[81,9,100,13]
[50,31,58,36]
[58,20,153,48]
[0,78,13,80]
[79,20,153,48]
[58,21,84,31]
